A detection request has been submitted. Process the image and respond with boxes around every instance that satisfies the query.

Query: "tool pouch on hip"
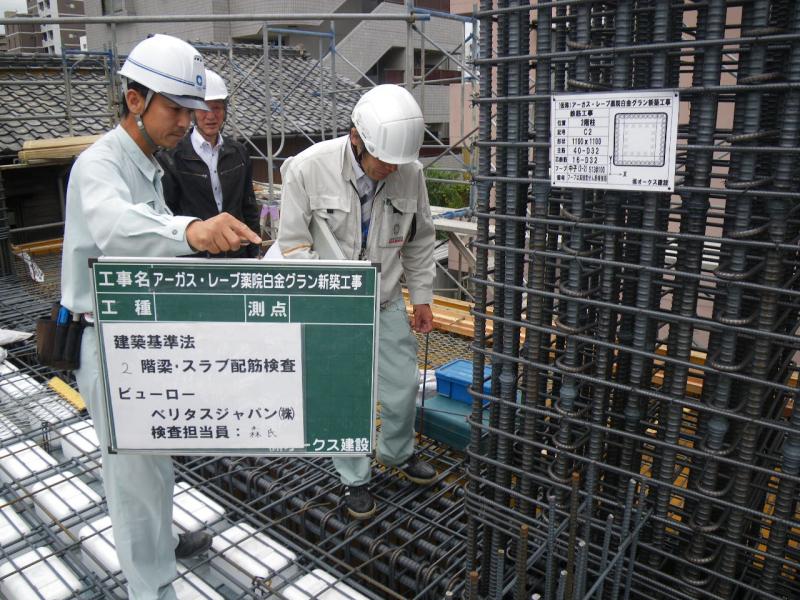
[36,303,86,371]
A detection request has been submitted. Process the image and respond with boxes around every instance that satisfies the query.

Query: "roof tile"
[0,44,362,155]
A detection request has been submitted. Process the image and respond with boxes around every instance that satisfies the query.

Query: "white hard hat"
[119,34,208,111]
[204,69,228,102]
[351,84,424,164]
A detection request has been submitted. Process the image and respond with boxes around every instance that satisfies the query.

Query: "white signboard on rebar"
[550,90,680,192]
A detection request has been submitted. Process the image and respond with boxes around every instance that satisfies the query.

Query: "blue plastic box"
[435,359,491,404]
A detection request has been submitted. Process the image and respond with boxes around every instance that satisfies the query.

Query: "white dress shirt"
[190,127,224,212]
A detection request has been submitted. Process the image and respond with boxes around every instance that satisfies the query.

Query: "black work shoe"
[343,485,376,520]
[397,454,437,485]
[174,531,213,559]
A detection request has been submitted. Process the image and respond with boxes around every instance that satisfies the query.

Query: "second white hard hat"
[351,84,424,165]
[204,70,229,102]
[119,34,208,111]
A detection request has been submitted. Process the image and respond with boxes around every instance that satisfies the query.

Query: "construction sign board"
[91,258,379,456]
[550,89,680,192]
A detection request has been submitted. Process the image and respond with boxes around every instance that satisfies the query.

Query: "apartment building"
[31,0,86,54]
[3,0,86,55]
[4,11,40,53]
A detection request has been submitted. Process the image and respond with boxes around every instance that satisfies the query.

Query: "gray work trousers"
[75,327,178,600]
[332,297,419,486]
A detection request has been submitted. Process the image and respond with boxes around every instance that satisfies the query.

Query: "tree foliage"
[425,168,470,209]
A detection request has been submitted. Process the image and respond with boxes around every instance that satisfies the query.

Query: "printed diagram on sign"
[613,112,668,167]
[550,90,680,192]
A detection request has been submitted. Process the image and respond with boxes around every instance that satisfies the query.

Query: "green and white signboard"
[91,258,379,456]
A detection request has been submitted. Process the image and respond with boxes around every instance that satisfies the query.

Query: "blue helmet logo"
[196,74,204,87]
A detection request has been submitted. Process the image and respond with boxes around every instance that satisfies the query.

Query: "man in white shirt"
[159,70,260,258]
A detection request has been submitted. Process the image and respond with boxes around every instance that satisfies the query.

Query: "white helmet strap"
[135,114,160,153]
[143,89,155,112]
[122,78,155,115]
[122,77,160,152]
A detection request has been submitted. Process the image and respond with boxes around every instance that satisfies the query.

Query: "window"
[101,0,125,15]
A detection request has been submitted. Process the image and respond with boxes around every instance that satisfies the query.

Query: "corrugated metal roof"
[0,44,362,156]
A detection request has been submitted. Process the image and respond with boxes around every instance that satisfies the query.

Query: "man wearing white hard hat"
[277,84,438,519]
[158,69,260,258]
[60,34,260,599]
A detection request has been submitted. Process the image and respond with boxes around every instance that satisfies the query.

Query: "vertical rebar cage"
[468,1,800,599]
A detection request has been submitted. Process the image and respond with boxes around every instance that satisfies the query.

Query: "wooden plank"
[20,135,101,150]
[48,377,85,411]
[403,291,487,338]
[11,238,63,255]
[18,134,102,163]
[19,148,89,162]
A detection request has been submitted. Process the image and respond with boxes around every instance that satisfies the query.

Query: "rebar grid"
[415,330,474,369]
[469,1,800,599]
[177,442,470,600]
[0,259,480,599]
[0,336,470,599]
[0,253,63,371]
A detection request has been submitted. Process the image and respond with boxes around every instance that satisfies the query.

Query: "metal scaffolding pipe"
[0,13,432,26]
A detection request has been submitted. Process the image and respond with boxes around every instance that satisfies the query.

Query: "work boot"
[343,485,376,520]
[174,531,213,559]
[397,454,437,485]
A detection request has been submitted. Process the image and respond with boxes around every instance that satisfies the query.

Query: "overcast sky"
[1,0,29,34]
